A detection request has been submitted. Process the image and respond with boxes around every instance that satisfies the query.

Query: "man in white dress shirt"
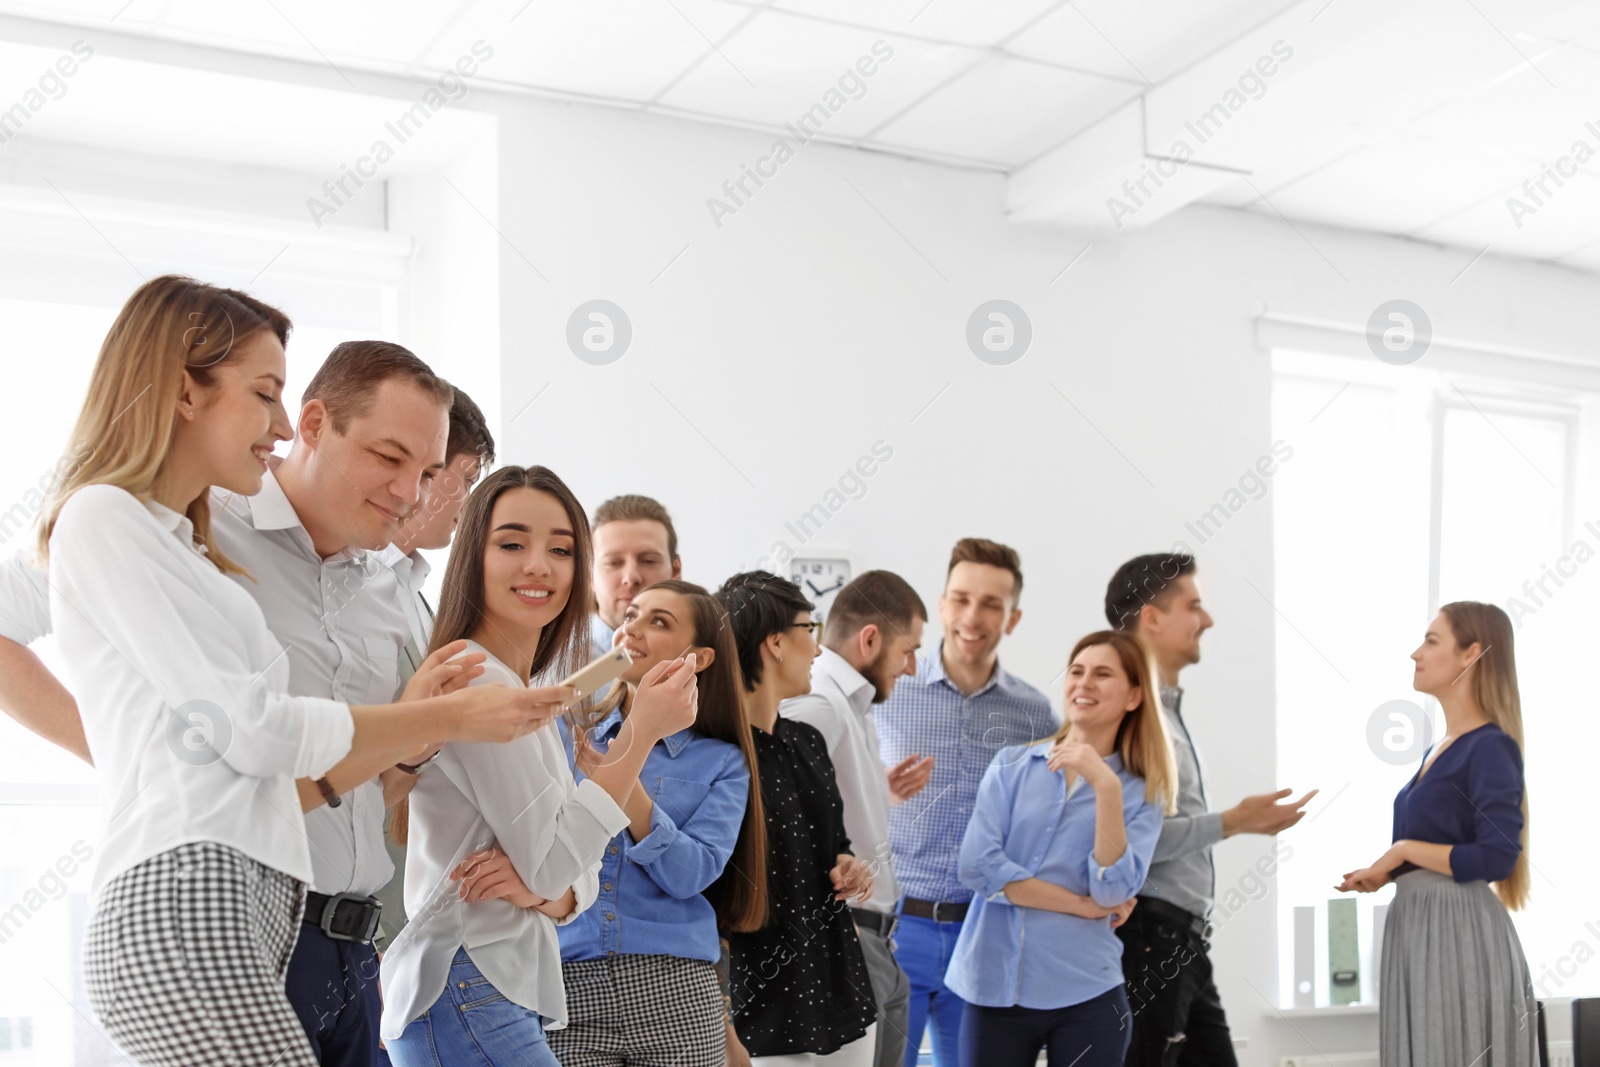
[782,570,928,1067]
[588,494,681,656]
[374,385,494,941]
[0,339,457,1067]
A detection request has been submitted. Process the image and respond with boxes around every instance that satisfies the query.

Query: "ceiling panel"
[755,0,1062,47]
[656,8,982,140]
[873,54,1139,167]
[1413,169,1600,260]
[1007,0,1294,83]
[417,0,756,101]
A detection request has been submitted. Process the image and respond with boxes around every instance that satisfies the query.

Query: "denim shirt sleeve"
[1084,774,1162,907]
[626,745,750,900]
[958,748,1035,903]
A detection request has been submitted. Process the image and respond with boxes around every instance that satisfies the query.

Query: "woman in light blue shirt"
[947,630,1177,1067]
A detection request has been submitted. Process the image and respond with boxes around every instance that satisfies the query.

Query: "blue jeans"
[386,948,558,1067]
[893,913,967,1067]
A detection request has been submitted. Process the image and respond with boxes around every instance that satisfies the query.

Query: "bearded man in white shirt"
[0,339,472,1067]
[782,570,929,1067]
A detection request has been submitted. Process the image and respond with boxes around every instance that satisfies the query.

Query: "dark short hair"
[715,570,814,692]
[947,537,1025,604]
[824,570,926,648]
[301,340,452,433]
[1104,553,1197,632]
[445,386,495,468]
[593,494,679,563]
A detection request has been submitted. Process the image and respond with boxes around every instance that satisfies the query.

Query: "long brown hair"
[641,580,769,933]
[1047,630,1178,814]
[391,465,601,845]
[35,275,291,574]
[1439,601,1530,911]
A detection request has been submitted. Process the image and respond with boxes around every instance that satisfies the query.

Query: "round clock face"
[790,558,851,622]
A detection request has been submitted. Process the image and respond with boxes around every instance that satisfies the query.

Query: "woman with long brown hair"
[1337,602,1536,1067]
[946,630,1176,1067]
[35,276,557,1067]
[378,466,698,1067]
[454,578,769,1066]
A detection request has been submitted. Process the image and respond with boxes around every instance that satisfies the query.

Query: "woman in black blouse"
[716,571,877,1067]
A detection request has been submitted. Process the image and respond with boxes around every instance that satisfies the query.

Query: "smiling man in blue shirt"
[874,538,1057,1067]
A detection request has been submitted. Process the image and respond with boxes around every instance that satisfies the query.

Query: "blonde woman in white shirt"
[35,276,565,1067]
[381,464,698,1067]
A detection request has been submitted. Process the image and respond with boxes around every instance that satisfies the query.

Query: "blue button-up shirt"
[946,745,1162,1010]
[556,710,750,964]
[875,644,1056,903]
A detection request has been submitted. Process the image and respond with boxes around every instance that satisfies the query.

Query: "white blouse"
[47,485,355,891]
[379,641,629,1037]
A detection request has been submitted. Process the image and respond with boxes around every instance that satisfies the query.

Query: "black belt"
[1130,896,1212,943]
[304,890,383,944]
[900,897,969,924]
[851,907,899,939]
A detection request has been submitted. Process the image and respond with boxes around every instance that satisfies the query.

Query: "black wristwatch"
[315,777,341,808]
[396,751,439,776]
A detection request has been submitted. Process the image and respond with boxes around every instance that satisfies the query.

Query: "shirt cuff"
[1088,848,1142,902]
[624,802,679,867]
[572,778,632,839]
[1195,811,1226,849]
[295,697,355,779]
[557,865,600,926]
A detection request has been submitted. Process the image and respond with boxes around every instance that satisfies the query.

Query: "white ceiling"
[2,0,1600,269]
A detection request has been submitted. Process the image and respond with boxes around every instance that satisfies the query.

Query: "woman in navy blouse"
[1337,602,1536,1067]
[947,630,1177,1067]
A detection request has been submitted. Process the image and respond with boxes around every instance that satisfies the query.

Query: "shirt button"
[603,882,613,891]
[608,845,619,855]
[605,913,615,921]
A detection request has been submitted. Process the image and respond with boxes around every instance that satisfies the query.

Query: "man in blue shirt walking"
[875,538,1057,1067]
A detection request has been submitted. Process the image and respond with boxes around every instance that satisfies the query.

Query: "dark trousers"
[1116,905,1237,1067]
[959,986,1131,1067]
[286,923,390,1067]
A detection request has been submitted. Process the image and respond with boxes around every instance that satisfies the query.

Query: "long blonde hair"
[1439,601,1530,911]
[34,275,291,575]
[1049,630,1178,814]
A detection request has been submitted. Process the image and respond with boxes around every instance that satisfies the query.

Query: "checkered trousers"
[84,840,318,1067]
[546,954,724,1067]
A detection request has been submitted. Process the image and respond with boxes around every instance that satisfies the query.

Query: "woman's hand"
[451,847,548,909]
[447,683,575,744]
[402,640,485,702]
[1047,739,1118,789]
[1336,846,1401,893]
[628,655,698,741]
[572,730,604,779]
[725,1022,753,1067]
[1110,897,1137,929]
[829,853,873,903]
[532,887,578,921]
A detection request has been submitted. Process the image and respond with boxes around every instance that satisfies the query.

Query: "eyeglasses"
[792,620,823,642]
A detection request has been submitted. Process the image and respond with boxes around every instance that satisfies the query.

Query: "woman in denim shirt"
[947,631,1177,1067]
[457,580,768,1067]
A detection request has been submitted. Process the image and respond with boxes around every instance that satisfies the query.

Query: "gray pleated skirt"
[1380,869,1538,1067]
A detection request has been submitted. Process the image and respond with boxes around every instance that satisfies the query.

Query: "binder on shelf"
[1293,906,1315,1008]
[1327,897,1360,1006]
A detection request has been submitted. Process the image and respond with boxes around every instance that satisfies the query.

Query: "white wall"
[475,91,1600,1065]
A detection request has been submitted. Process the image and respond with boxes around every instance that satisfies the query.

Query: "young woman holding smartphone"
[379,465,698,1067]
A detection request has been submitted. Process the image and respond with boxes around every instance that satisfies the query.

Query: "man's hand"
[829,853,873,903]
[886,755,934,804]
[1222,788,1317,837]
[379,766,421,809]
[725,1022,753,1067]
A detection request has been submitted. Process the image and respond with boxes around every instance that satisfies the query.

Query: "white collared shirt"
[47,485,353,890]
[781,646,901,913]
[210,470,409,895]
[380,544,434,678]
[0,547,49,645]
[380,642,629,1036]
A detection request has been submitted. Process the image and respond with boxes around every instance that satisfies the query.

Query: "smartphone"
[557,646,633,700]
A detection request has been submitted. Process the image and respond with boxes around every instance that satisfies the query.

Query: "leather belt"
[900,897,969,924]
[1130,895,1213,943]
[851,907,899,939]
[304,890,383,944]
